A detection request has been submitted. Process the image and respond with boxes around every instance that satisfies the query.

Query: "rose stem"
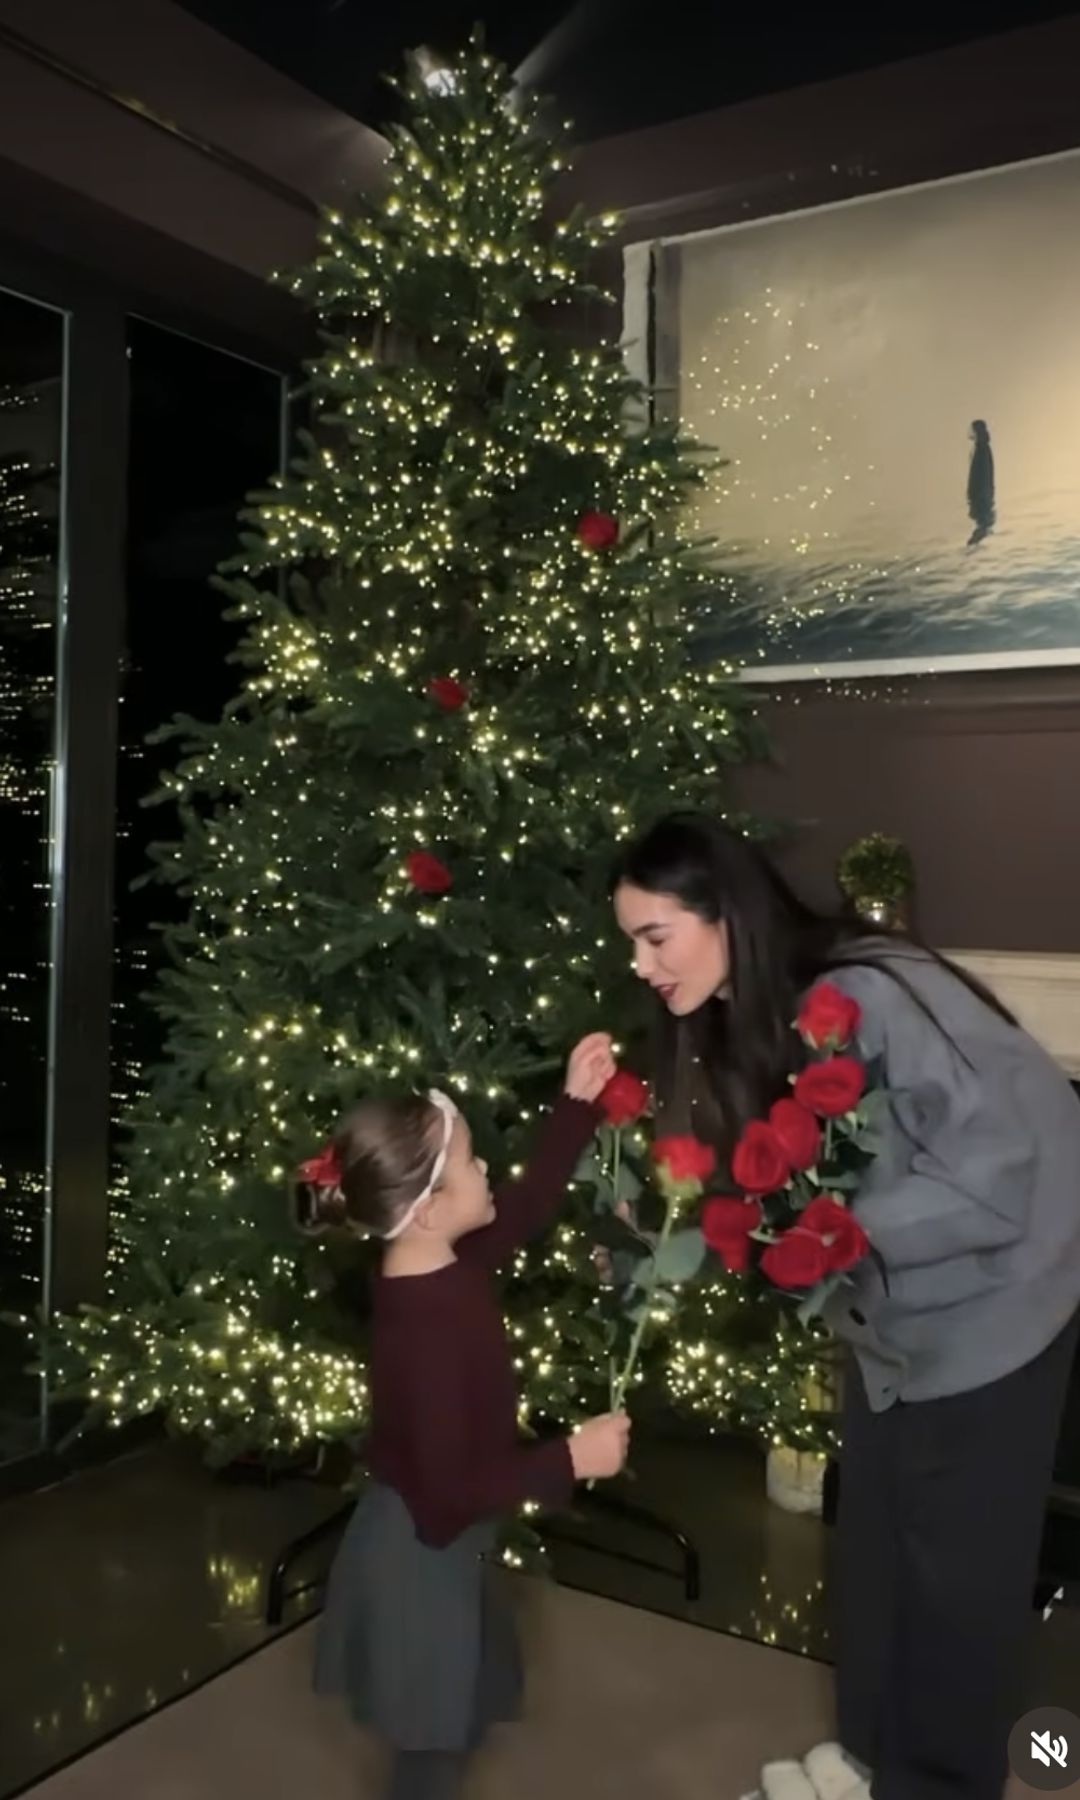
[610,1192,675,1413]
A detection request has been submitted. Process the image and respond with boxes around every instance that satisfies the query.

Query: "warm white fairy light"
[42,36,806,1460]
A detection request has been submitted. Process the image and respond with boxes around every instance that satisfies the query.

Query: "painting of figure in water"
[656,151,1080,678]
[967,420,996,548]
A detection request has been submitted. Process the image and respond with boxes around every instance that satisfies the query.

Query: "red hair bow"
[297,1145,342,1188]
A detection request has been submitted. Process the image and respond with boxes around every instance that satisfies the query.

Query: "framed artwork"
[633,149,1080,680]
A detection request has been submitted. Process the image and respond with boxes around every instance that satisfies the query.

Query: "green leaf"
[643,1228,706,1288]
[795,1271,847,1327]
[574,1148,603,1186]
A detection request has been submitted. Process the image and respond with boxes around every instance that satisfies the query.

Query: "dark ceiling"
[178,0,1080,141]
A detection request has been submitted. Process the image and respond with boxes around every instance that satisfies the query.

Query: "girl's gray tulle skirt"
[314,1483,523,1752]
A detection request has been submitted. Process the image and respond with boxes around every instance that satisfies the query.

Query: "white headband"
[381,1089,458,1241]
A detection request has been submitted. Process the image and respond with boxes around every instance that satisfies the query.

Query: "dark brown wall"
[738,675,1080,953]
[569,18,1080,952]
[571,16,1080,235]
[0,0,385,351]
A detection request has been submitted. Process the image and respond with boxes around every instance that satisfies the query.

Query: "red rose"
[577,509,619,551]
[598,1069,649,1126]
[801,1194,870,1273]
[793,1055,866,1118]
[404,850,453,895]
[797,982,862,1051]
[427,676,468,711]
[768,1097,822,1172]
[702,1194,763,1273]
[760,1227,831,1290]
[652,1134,716,1185]
[732,1120,791,1196]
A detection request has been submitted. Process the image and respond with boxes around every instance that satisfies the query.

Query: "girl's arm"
[459,1094,599,1272]
[399,1350,576,1548]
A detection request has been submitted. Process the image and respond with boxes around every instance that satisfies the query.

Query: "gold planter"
[766,1366,837,1515]
[766,1443,828,1515]
[851,893,910,933]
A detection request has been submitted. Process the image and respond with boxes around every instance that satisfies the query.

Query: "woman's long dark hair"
[610,812,1014,1166]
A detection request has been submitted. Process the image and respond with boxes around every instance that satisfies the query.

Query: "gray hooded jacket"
[822,950,1080,1409]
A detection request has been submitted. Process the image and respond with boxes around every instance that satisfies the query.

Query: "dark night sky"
[178,0,1080,139]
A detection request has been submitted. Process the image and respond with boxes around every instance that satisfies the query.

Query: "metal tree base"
[266,1487,701,1627]
[538,1488,701,1603]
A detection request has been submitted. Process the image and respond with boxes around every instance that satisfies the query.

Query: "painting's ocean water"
[696,496,1080,669]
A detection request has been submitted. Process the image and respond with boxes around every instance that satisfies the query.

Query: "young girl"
[297,1033,630,1800]
[611,812,1080,1800]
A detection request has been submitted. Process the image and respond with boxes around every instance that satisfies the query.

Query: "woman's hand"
[565,1032,616,1104]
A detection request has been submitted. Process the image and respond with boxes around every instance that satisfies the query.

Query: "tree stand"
[266,1488,701,1627]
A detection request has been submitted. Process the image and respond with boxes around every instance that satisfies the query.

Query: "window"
[0,287,66,1464]
[110,320,286,1245]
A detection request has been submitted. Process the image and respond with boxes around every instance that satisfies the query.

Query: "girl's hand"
[565,1032,617,1104]
[569,1411,631,1481]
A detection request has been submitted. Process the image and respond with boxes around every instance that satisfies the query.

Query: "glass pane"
[0,288,66,1464]
[111,322,285,1248]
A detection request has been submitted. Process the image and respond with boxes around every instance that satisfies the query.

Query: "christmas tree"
[55,43,827,1464]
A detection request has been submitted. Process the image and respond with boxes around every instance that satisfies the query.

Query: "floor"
[0,1428,1077,1797]
[25,1586,837,1800]
[18,1588,1058,1800]
[0,1442,339,1797]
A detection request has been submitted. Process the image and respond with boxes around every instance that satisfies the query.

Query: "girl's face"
[614,881,731,1016]
[427,1114,493,1240]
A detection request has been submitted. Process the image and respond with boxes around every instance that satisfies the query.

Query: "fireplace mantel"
[947,951,1080,1079]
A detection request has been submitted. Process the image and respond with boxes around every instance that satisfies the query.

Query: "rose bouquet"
[582,981,882,1410]
[699,981,879,1319]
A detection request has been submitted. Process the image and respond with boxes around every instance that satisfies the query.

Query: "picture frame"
[628,147,1080,681]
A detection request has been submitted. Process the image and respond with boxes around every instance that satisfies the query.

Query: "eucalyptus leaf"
[648,1227,706,1287]
[795,1270,847,1327]
[574,1149,603,1186]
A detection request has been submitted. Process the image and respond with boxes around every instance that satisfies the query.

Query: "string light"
[45,37,821,1463]
[0,383,62,1325]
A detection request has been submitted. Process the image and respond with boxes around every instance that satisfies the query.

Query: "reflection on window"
[0,289,65,1464]
[111,321,285,1256]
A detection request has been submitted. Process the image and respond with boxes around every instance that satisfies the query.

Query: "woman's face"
[613,882,731,1016]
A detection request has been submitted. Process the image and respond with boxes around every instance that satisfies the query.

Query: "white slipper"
[761,1761,819,1800]
[803,1743,872,1800]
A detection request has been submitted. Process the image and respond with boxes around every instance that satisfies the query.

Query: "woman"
[611,812,1080,1800]
[967,418,996,547]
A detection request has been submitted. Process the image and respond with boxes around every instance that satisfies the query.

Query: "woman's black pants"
[836,1320,1077,1800]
